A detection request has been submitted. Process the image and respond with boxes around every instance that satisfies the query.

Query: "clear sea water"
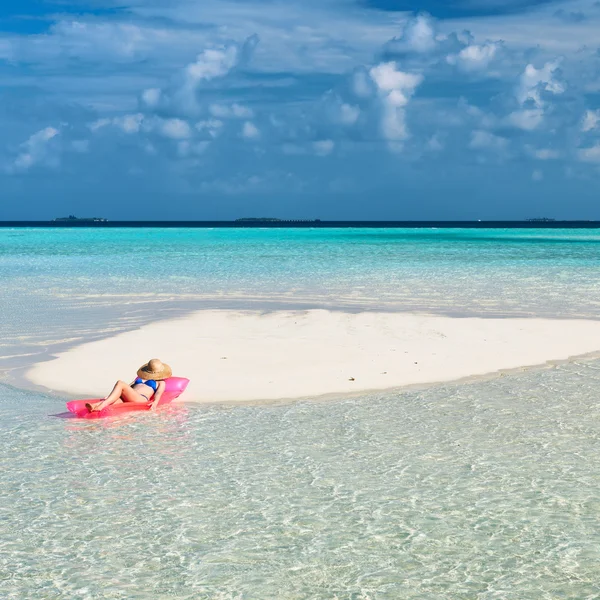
[2,227,600,372]
[2,227,600,598]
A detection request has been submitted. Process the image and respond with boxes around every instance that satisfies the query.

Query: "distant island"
[235,218,321,223]
[53,215,108,223]
[525,218,556,222]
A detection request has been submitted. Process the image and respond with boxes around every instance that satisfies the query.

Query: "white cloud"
[2,1,398,77]
[532,169,543,181]
[27,126,59,144]
[31,21,150,61]
[142,88,161,108]
[339,103,360,126]
[517,61,565,108]
[427,134,444,152]
[507,108,544,131]
[160,118,192,139]
[185,45,241,84]
[177,140,210,157]
[209,103,254,119]
[469,130,508,152]
[578,144,600,164]
[405,14,436,53]
[242,121,260,139]
[369,62,423,143]
[196,119,224,138]
[352,69,374,98]
[461,101,497,130]
[503,61,566,132]
[9,5,600,191]
[533,148,560,160]
[447,42,500,72]
[370,62,423,94]
[89,118,111,132]
[89,114,144,134]
[582,109,600,132]
[172,39,252,116]
[10,126,60,172]
[120,113,144,134]
[386,14,437,55]
[313,140,334,156]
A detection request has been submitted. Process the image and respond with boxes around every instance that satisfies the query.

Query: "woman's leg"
[87,381,148,412]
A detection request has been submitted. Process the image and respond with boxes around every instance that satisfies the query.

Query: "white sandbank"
[26,309,600,403]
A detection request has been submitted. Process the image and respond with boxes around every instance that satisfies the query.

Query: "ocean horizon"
[3,219,600,228]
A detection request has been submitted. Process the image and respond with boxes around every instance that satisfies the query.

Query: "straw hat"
[137,358,172,381]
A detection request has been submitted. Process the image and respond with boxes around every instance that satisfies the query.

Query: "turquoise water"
[2,227,600,598]
[2,228,600,372]
[2,229,600,314]
[3,360,600,598]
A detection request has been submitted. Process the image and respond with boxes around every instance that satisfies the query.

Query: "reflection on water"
[2,358,600,598]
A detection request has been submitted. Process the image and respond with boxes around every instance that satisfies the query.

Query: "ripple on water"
[2,360,600,599]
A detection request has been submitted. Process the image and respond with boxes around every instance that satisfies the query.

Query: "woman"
[86,358,172,413]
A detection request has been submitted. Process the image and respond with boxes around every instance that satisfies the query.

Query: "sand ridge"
[26,309,600,403]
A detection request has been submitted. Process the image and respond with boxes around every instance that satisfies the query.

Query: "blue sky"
[1,0,600,219]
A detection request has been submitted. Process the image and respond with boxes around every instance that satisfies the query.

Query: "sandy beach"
[26,309,600,403]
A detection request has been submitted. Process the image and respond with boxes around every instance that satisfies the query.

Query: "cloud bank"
[1,0,600,218]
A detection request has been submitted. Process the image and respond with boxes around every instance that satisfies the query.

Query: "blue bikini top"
[133,377,158,391]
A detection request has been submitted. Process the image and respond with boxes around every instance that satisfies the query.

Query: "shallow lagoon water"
[3,359,600,599]
[2,227,600,373]
[2,227,600,598]
[2,228,600,319]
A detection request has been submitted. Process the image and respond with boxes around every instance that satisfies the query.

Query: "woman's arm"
[150,381,166,410]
